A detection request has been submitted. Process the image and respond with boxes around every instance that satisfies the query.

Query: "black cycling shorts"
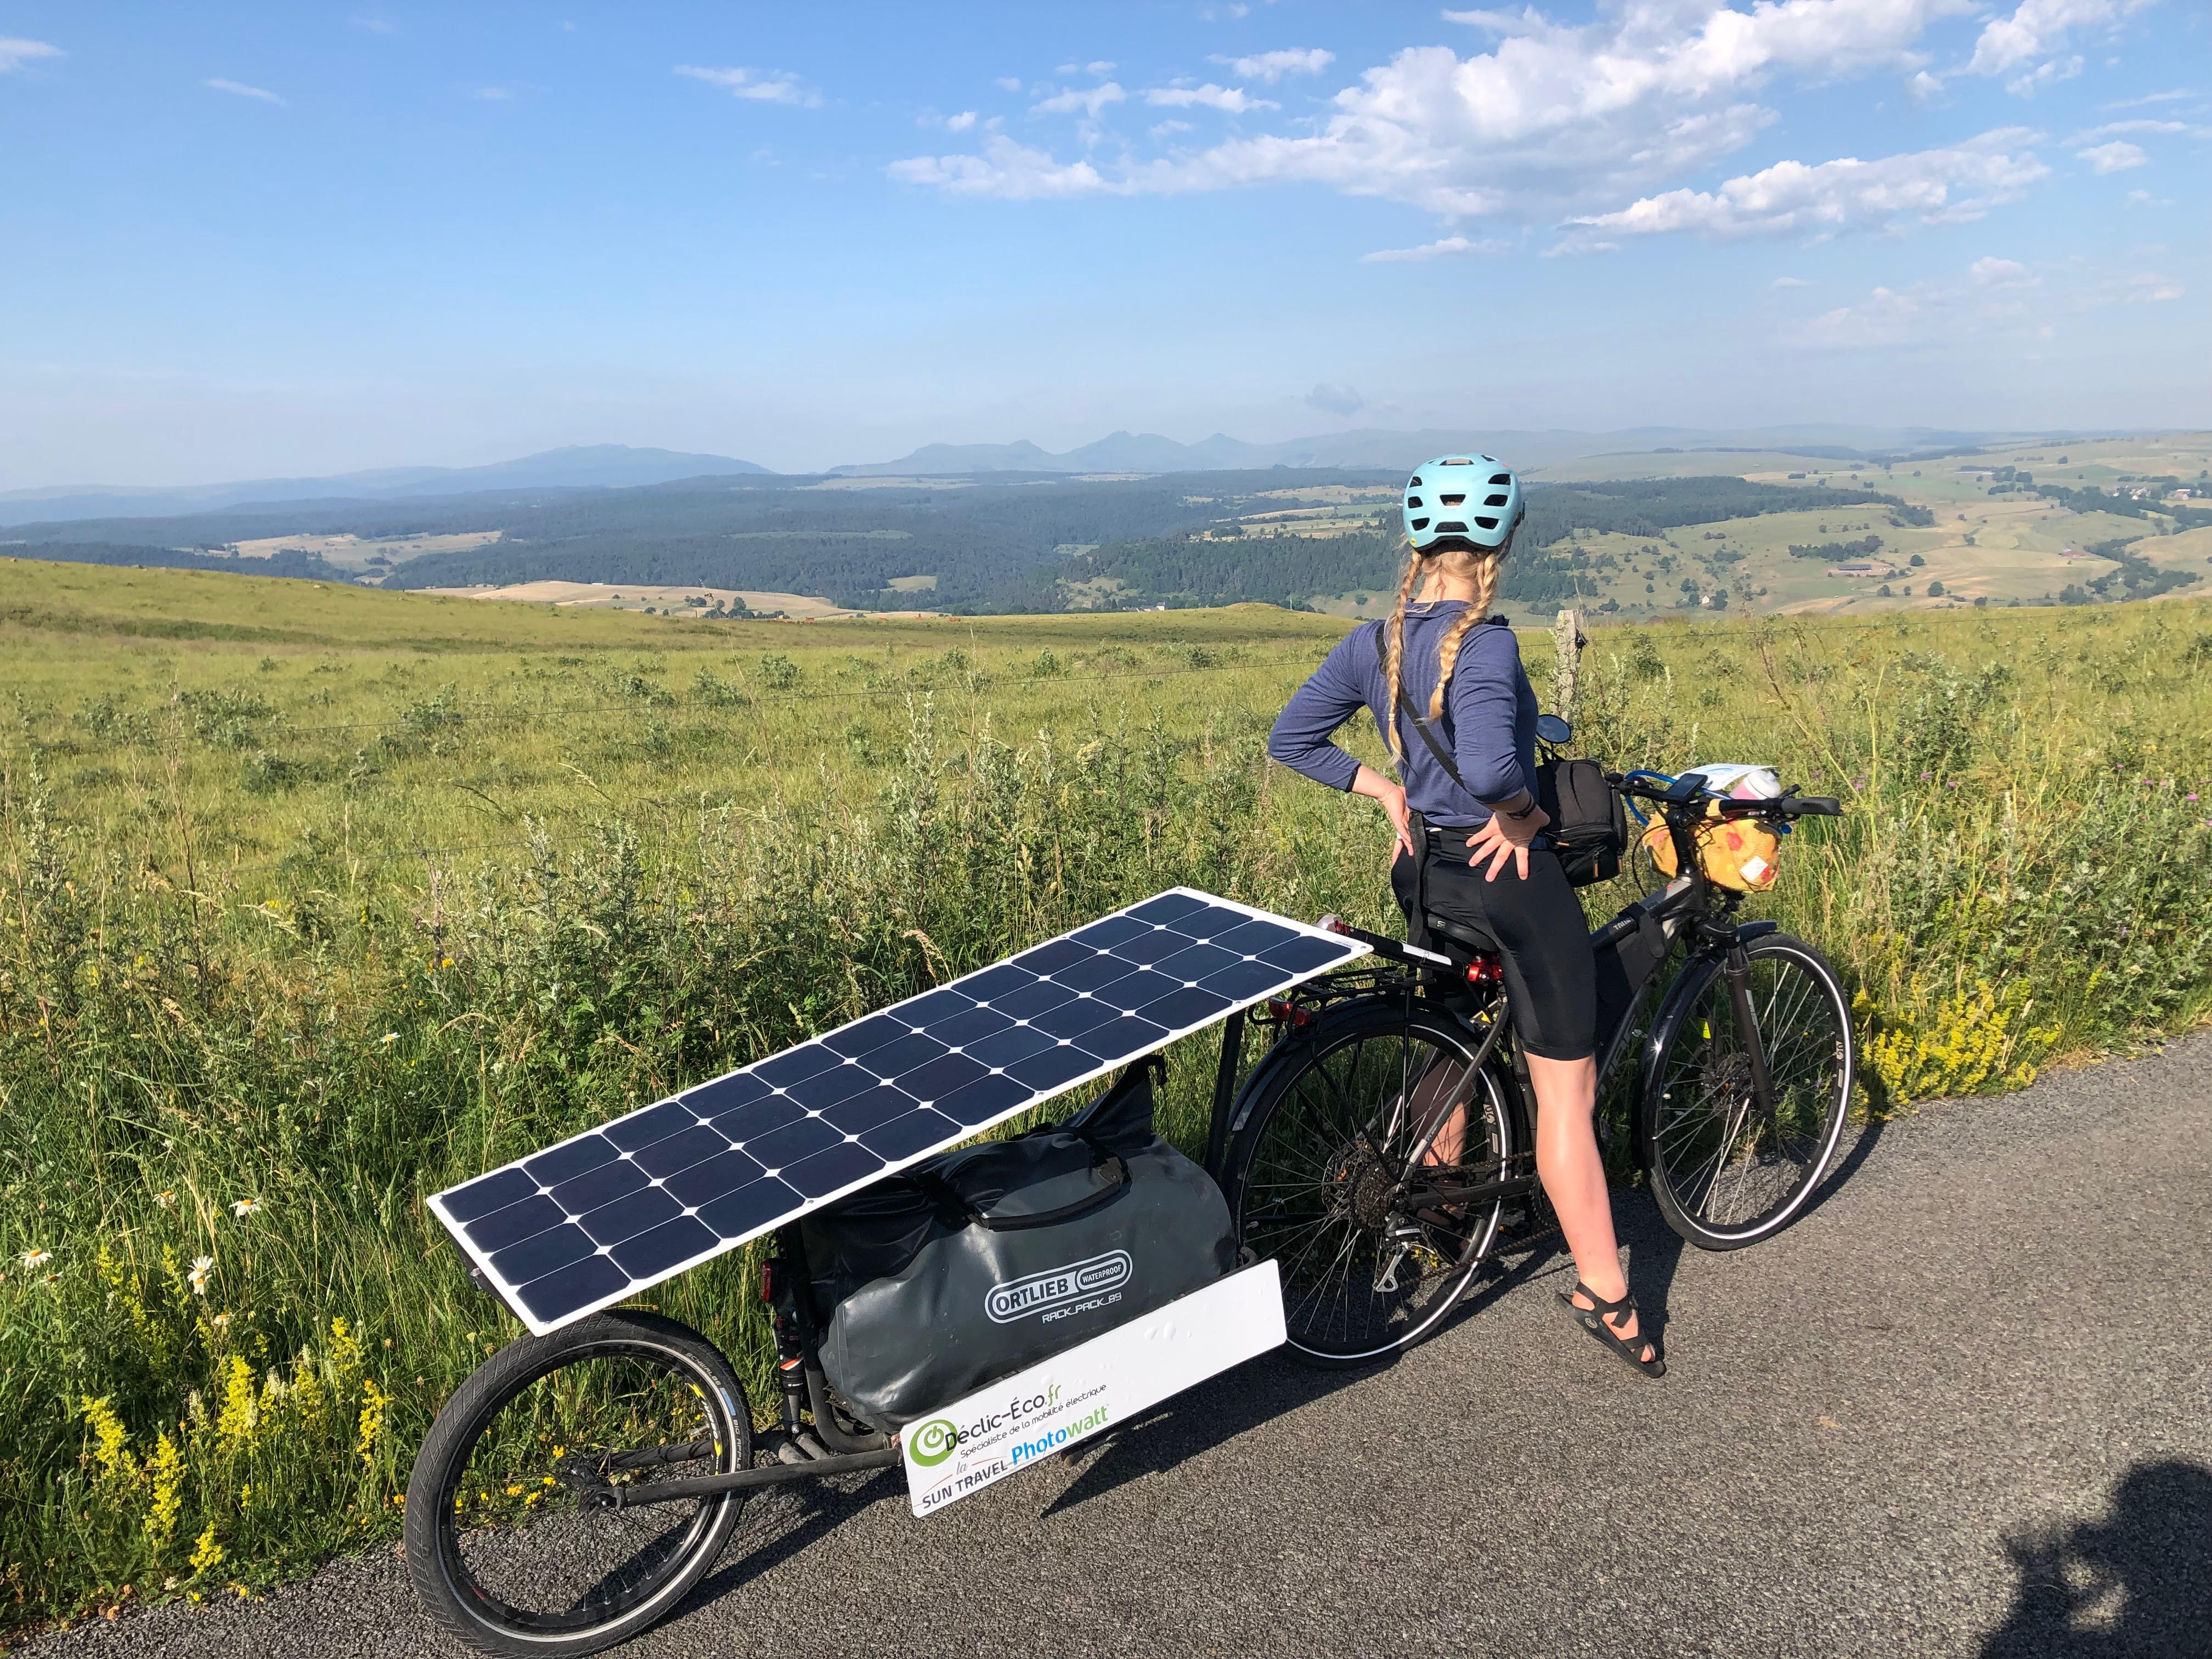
[1391,839,1597,1063]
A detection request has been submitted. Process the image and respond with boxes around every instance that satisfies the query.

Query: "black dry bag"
[800,1057,1236,1430]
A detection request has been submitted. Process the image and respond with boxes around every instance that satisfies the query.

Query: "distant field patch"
[416,580,879,618]
[884,573,938,591]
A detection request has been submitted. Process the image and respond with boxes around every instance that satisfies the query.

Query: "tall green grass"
[4,593,2210,1630]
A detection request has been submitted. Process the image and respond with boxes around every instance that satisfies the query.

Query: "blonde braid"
[1381,546,1424,763]
[1426,552,1503,720]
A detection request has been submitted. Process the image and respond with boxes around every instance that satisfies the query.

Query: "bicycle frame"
[1204,799,1791,1245]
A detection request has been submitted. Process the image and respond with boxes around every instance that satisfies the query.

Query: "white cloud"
[946,110,978,131]
[204,78,286,105]
[1965,0,2160,81]
[1553,129,2049,250]
[0,37,62,74]
[2100,86,2196,108]
[1151,119,1195,138]
[994,76,1023,92]
[1360,234,1513,261]
[1771,274,1812,286]
[1145,83,1276,114]
[895,0,1994,221]
[888,136,1116,200]
[2005,54,2081,97]
[349,13,396,32]
[1031,82,1126,116]
[477,86,511,100]
[674,65,820,108]
[1057,60,1117,76]
[2076,139,2147,171]
[1792,255,2042,347]
[2069,117,2196,139]
[1305,383,1367,416]
[1214,48,1334,82]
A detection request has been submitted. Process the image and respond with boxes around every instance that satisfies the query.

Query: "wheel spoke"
[1229,1001,1511,1360]
[1647,944,1852,1243]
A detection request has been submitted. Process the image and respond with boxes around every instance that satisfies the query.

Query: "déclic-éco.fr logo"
[907,1383,1064,1468]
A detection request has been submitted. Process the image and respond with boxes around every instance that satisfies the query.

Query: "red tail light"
[759,1261,776,1305]
[1465,955,1504,987]
[1265,997,1315,1029]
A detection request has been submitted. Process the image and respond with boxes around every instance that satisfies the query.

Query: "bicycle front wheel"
[404,1311,751,1658]
[1219,996,1514,1365]
[1640,932,1854,1250]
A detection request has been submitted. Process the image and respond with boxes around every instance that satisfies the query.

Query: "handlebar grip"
[1786,795,1844,817]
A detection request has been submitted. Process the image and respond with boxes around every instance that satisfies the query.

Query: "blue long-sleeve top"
[1267,605,1537,829]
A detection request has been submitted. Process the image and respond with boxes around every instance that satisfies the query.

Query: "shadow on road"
[1042,1340,1378,1515]
[1979,1459,2212,1659]
[676,1466,906,1628]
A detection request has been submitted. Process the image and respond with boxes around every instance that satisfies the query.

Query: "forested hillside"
[1066,476,1906,609]
[0,469,1953,613]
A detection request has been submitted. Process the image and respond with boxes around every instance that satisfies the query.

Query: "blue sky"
[0,1,2204,484]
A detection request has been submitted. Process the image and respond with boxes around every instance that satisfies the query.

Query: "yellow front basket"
[1640,804,1782,893]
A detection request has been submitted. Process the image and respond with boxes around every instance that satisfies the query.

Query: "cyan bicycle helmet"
[1402,454,1523,552]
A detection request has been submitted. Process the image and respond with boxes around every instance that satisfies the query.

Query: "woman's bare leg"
[1525,1052,1651,1361]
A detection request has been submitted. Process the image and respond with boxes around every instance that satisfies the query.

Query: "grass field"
[5,556,2211,1632]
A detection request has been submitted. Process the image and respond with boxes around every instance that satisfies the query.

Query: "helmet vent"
[1406,496,1422,508]
[1440,458,1472,466]
[1473,516,1499,530]
[1435,521,1468,533]
[1408,475,1423,487]
[1439,494,1465,506]
[1410,517,1431,531]
[1483,493,1508,507]
[1488,473,1511,486]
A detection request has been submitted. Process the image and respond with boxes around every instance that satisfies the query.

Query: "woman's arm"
[1265,629,1373,792]
[1350,763,1415,860]
[1268,627,1412,861]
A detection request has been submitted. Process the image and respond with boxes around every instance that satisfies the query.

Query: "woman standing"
[1265,455,1661,1376]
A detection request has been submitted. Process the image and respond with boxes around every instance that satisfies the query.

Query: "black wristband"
[1502,799,1540,821]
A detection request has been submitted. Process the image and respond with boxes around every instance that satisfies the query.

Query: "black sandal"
[1558,1280,1666,1378]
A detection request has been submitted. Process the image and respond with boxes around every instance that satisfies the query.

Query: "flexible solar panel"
[430,888,1369,1334]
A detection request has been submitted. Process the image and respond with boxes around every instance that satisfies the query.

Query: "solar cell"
[430,887,1368,1334]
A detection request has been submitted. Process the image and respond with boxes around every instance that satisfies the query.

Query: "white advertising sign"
[901,1261,1285,1517]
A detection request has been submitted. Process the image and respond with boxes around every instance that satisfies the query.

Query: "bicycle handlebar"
[1610,771,1843,819]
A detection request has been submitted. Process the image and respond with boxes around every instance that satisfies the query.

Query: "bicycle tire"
[404,1311,751,1658]
[1639,932,1855,1251]
[1219,996,1513,1366]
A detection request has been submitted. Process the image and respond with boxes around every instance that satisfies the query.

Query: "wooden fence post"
[1551,608,1585,721]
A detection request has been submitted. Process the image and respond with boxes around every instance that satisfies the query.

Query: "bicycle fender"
[1633,950,1728,1173]
[1734,919,1781,943]
[1221,1032,1317,1143]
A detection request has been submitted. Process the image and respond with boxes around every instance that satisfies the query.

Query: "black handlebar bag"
[800,1057,1237,1429]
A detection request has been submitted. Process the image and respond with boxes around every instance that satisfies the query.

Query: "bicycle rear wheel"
[405,1311,751,1657]
[1640,933,1854,1250]
[1219,997,1513,1365]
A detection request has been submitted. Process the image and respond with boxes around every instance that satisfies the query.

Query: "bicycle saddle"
[1423,912,1500,957]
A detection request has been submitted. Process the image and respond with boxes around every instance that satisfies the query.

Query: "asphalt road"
[36,1038,2212,1659]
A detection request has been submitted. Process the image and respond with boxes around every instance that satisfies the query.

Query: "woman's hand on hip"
[1465,802,1549,883]
[1350,764,1415,862]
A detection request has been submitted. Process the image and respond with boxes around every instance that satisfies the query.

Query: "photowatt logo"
[908,1417,959,1468]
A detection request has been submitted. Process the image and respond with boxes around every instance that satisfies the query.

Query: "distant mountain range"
[0,445,771,524]
[3,425,2083,528]
[826,424,2065,476]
